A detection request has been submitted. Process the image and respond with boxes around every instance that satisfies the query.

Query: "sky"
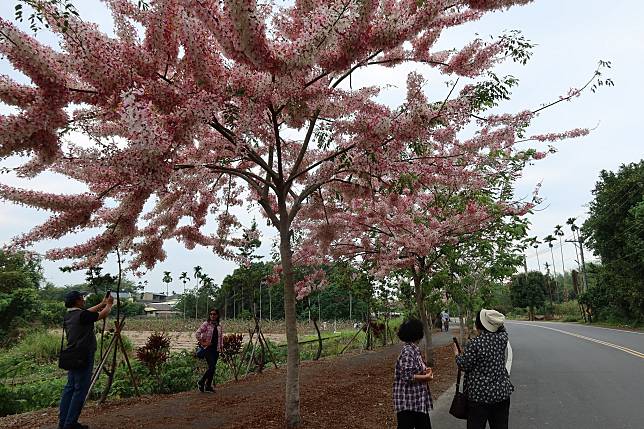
[1,1,643,293]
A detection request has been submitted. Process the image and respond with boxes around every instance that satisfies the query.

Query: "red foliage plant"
[222,333,244,359]
[136,331,171,374]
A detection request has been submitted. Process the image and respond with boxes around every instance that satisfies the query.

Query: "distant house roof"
[144,302,175,312]
[112,291,131,299]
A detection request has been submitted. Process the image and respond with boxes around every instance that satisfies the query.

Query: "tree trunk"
[412,272,433,366]
[279,226,301,428]
[457,303,466,347]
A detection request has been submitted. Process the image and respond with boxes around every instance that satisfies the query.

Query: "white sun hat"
[480,309,505,332]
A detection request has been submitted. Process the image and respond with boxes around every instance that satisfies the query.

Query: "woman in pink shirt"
[195,308,223,392]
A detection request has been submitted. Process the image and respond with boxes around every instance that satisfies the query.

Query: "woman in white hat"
[452,309,513,429]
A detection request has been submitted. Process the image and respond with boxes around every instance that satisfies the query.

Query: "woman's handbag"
[449,368,468,419]
[58,324,88,370]
[195,344,207,359]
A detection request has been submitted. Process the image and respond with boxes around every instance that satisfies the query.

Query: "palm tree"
[566,218,581,266]
[554,225,567,299]
[554,225,566,274]
[179,272,190,319]
[531,237,542,271]
[543,235,558,275]
[566,217,588,292]
[544,234,558,300]
[193,266,203,319]
[162,271,173,297]
[201,275,212,311]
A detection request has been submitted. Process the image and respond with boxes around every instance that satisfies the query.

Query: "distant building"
[112,291,133,302]
[139,292,168,303]
[143,302,181,318]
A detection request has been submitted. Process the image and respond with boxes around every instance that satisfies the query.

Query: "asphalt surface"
[430,321,644,429]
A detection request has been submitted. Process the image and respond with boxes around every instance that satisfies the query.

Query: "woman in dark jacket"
[195,308,223,392]
[453,309,513,429]
[393,318,434,429]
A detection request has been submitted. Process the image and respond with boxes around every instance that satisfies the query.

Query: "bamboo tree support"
[84,249,139,405]
[362,321,372,352]
[258,327,278,369]
[242,316,279,377]
[85,316,140,403]
[244,328,258,377]
[340,323,366,354]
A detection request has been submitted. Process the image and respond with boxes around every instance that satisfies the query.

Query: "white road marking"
[510,322,644,360]
[535,321,644,335]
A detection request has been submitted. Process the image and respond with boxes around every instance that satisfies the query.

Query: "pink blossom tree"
[0,0,605,426]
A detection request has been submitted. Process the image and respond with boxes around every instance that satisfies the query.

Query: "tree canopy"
[582,161,644,322]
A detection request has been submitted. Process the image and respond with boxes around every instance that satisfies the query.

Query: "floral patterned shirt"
[393,343,432,414]
[456,330,514,404]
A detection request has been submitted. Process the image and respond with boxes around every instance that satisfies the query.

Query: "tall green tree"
[0,250,42,345]
[510,271,547,320]
[178,272,190,318]
[582,161,644,322]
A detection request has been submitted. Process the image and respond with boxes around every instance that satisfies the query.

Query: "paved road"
[430,322,644,429]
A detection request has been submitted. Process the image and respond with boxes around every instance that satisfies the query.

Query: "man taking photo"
[59,291,114,429]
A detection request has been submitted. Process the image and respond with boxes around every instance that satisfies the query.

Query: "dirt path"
[3,343,456,429]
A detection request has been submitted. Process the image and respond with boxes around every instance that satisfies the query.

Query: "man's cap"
[64,290,87,307]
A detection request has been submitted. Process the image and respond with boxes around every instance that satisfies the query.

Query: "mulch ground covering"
[2,343,456,429]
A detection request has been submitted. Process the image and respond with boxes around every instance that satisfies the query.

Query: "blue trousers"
[59,353,94,428]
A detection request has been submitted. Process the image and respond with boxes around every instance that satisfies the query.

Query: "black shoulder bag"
[58,321,89,371]
[449,368,468,419]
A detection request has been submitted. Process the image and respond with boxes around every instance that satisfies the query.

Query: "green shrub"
[6,330,60,364]
[562,315,582,322]
[554,300,583,318]
[0,384,23,417]
[39,301,66,327]
[0,375,65,416]
[157,351,201,393]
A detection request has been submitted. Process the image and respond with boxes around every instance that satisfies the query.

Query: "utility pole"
[523,255,528,274]
[544,262,554,307]
[578,235,589,293]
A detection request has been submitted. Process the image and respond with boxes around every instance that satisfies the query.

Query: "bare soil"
[2,344,456,429]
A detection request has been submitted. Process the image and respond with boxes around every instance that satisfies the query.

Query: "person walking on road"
[452,309,513,429]
[441,310,450,332]
[393,319,434,429]
[59,291,114,429]
[196,308,223,392]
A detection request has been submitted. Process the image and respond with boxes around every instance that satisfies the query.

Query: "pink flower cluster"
[0,0,578,284]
